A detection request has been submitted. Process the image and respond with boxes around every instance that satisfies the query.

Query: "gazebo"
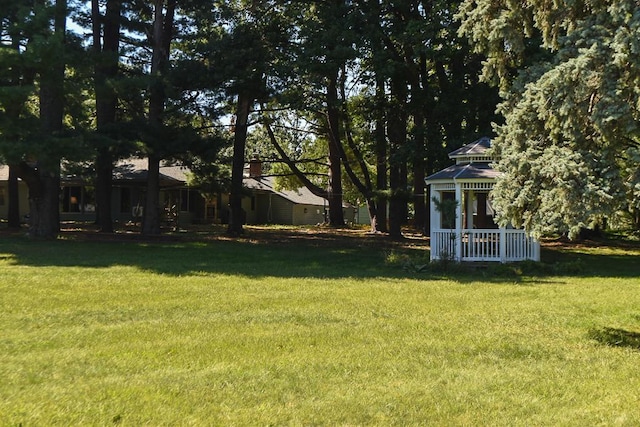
[425,137,540,263]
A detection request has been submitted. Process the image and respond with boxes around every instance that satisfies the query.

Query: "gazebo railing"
[431,229,458,261]
[431,229,540,262]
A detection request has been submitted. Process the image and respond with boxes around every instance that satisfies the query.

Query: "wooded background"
[0,0,638,238]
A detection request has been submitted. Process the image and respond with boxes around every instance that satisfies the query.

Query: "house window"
[0,187,5,206]
[191,191,203,214]
[206,204,215,220]
[83,186,96,212]
[179,189,200,213]
[120,187,131,213]
[62,186,82,213]
[178,189,189,212]
[162,189,178,211]
[62,186,96,213]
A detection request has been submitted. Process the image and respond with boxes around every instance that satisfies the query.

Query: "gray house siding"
[270,195,293,224]
[292,204,325,225]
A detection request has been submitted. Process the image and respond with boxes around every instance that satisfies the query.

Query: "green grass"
[1,230,639,425]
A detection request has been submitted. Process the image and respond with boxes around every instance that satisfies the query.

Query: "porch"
[431,228,540,263]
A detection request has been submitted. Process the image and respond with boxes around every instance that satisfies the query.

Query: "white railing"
[431,229,540,263]
[461,229,500,261]
[431,229,458,261]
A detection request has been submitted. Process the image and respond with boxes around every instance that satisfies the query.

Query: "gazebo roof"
[448,136,491,159]
[426,137,498,183]
[425,162,499,182]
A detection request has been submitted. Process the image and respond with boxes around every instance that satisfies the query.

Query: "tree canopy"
[458,0,640,237]
[3,0,635,238]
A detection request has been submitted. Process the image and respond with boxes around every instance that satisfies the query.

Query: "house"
[221,159,356,226]
[0,167,30,221]
[425,137,540,262]
[1,158,354,227]
[59,158,207,226]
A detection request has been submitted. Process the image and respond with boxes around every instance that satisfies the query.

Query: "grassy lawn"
[1,227,639,425]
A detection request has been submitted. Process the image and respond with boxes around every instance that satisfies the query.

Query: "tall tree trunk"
[335,66,380,232]
[22,0,66,239]
[375,77,388,232]
[143,0,175,235]
[422,60,440,238]
[412,112,426,234]
[227,92,252,236]
[7,166,21,229]
[29,168,61,238]
[142,154,161,235]
[387,77,407,238]
[409,54,427,234]
[95,150,113,231]
[93,0,121,233]
[435,58,464,150]
[400,162,408,225]
[326,72,345,227]
[6,18,24,230]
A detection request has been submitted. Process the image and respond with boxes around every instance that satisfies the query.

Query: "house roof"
[112,158,189,186]
[244,176,328,207]
[0,159,333,207]
[425,162,499,182]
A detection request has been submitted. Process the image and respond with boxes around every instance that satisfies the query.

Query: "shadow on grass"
[589,327,640,351]
[0,230,637,281]
[0,235,414,280]
[539,247,640,278]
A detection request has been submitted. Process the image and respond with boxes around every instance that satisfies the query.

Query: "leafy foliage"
[459,0,640,237]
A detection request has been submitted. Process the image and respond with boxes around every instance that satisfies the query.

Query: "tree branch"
[263,117,328,199]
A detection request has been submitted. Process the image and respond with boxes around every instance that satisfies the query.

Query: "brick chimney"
[249,157,262,178]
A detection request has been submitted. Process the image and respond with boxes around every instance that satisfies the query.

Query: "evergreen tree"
[459,0,640,237]
[90,0,121,233]
[0,0,84,238]
[210,1,284,236]
[353,0,499,236]
[113,0,226,235]
[283,0,360,227]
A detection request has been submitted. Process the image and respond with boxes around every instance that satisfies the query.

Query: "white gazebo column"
[466,190,474,229]
[430,188,440,232]
[428,188,439,261]
[454,181,463,261]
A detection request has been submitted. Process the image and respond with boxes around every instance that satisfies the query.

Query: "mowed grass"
[1,230,639,426]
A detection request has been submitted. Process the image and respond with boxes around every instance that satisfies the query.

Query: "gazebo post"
[454,181,463,261]
[430,191,440,233]
[430,190,439,261]
[466,190,475,229]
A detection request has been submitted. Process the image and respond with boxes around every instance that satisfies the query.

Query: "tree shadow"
[588,327,640,351]
[0,234,418,280]
[0,228,637,282]
[540,236,640,278]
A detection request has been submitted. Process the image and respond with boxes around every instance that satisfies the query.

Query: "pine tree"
[0,0,78,238]
[459,0,640,237]
[91,0,122,233]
